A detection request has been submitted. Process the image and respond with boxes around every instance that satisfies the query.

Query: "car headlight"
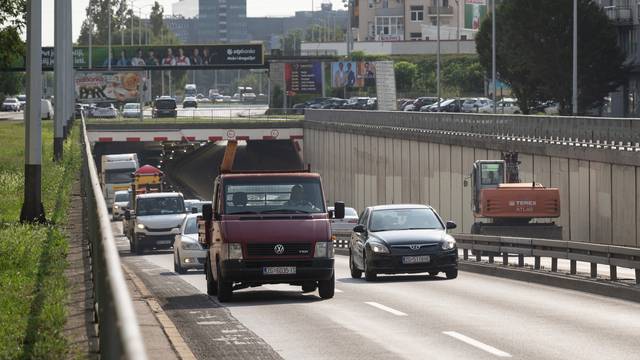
[442,237,456,250]
[114,205,119,209]
[225,243,243,260]
[181,241,202,250]
[136,223,146,230]
[314,241,334,258]
[370,242,389,254]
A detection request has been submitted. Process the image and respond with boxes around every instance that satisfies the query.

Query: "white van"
[41,99,54,120]
[101,154,139,208]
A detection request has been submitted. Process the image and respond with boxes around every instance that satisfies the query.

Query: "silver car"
[173,213,206,274]
[184,199,212,214]
[329,206,359,244]
[112,190,130,221]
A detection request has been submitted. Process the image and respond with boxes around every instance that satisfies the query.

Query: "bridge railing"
[455,234,640,284]
[81,116,147,359]
[306,110,640,149]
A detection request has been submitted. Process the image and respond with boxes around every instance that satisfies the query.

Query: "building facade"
[198,0,249,43]
[354,0,472,42]
[597,0,640,117]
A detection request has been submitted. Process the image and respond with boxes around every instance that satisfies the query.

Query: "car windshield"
[183,217,198,234]
[136,197,185,216]
[124,104,139,110]
[114,193,129,202]
[156,99,176,109]
[369,208,443,232]
[105,169,133,183]
[224,178,326,215]
[4,98,17,103]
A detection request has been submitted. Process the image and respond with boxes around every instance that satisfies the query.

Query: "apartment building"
[198,0,249,43]
[354,0,469,41]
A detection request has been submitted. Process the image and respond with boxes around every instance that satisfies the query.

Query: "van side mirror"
[334,201,345,219]
[202,204,213,222]
[446,221,457,230]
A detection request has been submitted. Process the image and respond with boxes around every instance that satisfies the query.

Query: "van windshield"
[137,197,185,216]
[224,178,326,215]
[105,169,133,183]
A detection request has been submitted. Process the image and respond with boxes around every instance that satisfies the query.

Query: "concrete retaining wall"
[303,114,640,248]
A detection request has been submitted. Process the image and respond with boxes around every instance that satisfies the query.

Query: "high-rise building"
[198,0,249,43]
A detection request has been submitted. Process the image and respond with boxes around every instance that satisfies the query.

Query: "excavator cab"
[471,160,506,213]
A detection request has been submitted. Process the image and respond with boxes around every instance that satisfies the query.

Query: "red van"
[200,170,345,302]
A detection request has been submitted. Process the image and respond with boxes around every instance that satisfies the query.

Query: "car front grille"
[146,227,175,233]
[246,243,312,257]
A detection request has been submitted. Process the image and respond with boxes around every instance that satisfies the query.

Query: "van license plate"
[263,267,296,275]
[402,256,430,264]
[157,240,171,245]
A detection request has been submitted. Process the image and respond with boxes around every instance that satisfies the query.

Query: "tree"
[476,0,627,114]
[394,61,417,93]
[149,1,164,38]
[0,0,25,69]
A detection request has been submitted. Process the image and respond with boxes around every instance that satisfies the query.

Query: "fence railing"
[81,116,147,359]
[306,110,640,150]
[455,234,640,285]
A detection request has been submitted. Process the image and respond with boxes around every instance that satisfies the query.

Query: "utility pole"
[572,0,578,115]
[88,17,93,68]
[455,0,460,54]
[436,0,441,111]
[54,0,65,160]
[108,7,112,70]
[21,0,45,222]
[492,0,497,113]
[139,8,142,45]
[131,3,134,46]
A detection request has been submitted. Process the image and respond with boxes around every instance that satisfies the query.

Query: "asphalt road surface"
[113,221,640,360]
[0,110,24,121]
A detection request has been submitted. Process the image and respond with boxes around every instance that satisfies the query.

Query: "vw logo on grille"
[409,244,421,250]
[274,244,285,255]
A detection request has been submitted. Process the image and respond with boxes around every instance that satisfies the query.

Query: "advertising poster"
[331,61,376,88]
[464,0,487,30]
[285,62,322,94]
[75,72,144,103]
[14,44,264,70]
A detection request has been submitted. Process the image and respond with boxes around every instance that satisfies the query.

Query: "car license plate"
[402,255,430,264]
[157,240,171,245]
[263,266,296,275]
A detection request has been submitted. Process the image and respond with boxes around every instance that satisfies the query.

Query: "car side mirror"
[333,201,345,219]
[353,224,366,233]
[202,204,213,222]
[446,221,457,230]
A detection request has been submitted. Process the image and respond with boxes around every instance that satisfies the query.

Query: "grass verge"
[0,120,81,359]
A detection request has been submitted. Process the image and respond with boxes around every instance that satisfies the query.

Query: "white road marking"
[335,288,344,293]
[443,331,512,358]
[364,302,407,316]
[196,321,226,325]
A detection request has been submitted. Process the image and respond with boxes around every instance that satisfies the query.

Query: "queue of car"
[293,96,378,114]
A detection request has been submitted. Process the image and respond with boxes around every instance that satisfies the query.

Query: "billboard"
[285,63,322,94]
[14,43,265,70]
[331,61,376,88]
[464,0,487,30]
[75,72,144,103]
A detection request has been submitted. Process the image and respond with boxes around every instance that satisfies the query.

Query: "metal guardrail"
[455,234,640,285]
[81,116,147,359]
[306,110,640,151]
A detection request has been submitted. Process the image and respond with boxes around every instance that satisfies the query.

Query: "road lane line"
[443,331,512,358]
[335,288,344,293]
[364,302,407,316]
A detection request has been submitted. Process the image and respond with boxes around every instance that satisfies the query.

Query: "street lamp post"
[437,1,441,111]
[572,0,578,115]
[21,0,45,222]
[108,6,112,70]
[492,0,497,113]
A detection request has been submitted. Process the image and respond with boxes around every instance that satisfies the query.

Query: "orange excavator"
[467,152,562,239]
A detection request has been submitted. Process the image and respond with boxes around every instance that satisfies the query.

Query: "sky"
[40,0,345,46]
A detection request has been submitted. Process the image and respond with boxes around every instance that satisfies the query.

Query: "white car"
[112,190,130,221]
[173,213,207,274]
[92,103,118,118]
[122,103,141,118]
[328,206,359,242]
[2,97,20,112]
[461,98,491,113]
[41,99,54,120]
[478,98,521,114]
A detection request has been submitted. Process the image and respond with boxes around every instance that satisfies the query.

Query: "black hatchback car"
[153,96,178,118]
[349,204,458,281]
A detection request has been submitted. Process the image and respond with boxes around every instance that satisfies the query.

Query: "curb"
[122,264,197,360]
[458,261,640,304]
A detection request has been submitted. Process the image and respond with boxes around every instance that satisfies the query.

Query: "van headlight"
[225,243,243,260]
[442,237,456,250]
[314,241,334,258]
[136,223,146,230]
